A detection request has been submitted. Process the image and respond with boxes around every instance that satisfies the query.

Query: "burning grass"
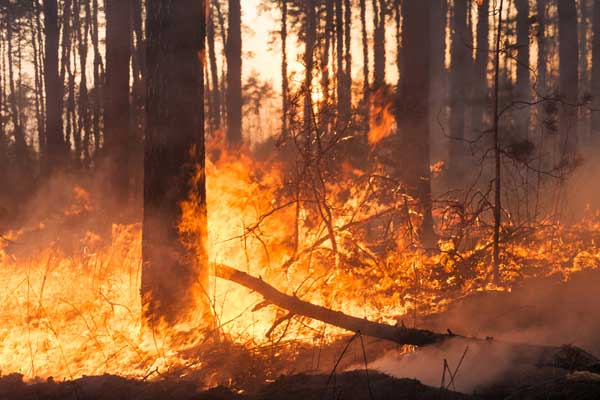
[0,144,599,385]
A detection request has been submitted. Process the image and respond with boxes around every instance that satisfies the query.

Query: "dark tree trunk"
[76,0,91,166]
[7,13,27,170]
[448,0,469,177]
[430,0,447,152]
[592,0,600,139]
[360,0,369,100]
[471,0,489,139]
[304,0,316,141]
[207,3,221,132]
[515,0,531,140]
[226,0,242,146]
[373,0,386,88]
[91,0,103,159]
[143,0,209,326]
[43,0,64,174]
[335,0,345,124]
[105,0,132,204]
[536,0,547,94]
[281,0,289,138]
[343,0,352,119]
[321,0,333,106]
[558,0,579,157]
[398,0,435,247]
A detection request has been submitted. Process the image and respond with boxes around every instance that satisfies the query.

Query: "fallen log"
[214,263,453,346]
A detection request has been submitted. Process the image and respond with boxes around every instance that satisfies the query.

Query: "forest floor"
[3,270,600,399]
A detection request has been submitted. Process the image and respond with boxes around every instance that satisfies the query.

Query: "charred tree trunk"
[343,0,352,119]
[430,0,447,153]
[76,0,91,166]
[471,0,489,140]
[105,0,132,205]
[226,0,242,146]
[373,0,386,89]
[207,3,221,132]
[143,0,210,325]
[43,0,64,174]
[281,0,289,138]
[515,0,531,141]
[591,0,600,140]
[558,0,579,158]
[360,0,369,102]
[335,0,345,125]
[449,0,469,178]
[398,0,435,248]
[304,0,316,143]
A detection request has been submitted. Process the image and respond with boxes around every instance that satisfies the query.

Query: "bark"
[281,0,289,138]
[335,0,344,124]
[398,0,435,247]
[105,0,132,204]
[30,6,44,160]
[304,0,316,142]
[43,0,64,174]
[143,0,209,325]
[471,0,489,140]
[430,0,447,151]
[373,0,386,88]
[592,0,600,138]
[76,0,91,165]
[360,0,369,100]
[90,0,102,159]
[7,12,27,169]
[536,0,547,94]
[558,0,579,157]
[515,0,531,140]
[207,3,221,131]
[321,0,333,105]
[226,0,242,146]
[214,264,451,346]
[449,0,469,177]
[343,0,352,118]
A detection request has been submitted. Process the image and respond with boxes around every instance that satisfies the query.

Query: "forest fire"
[3,0,600,398]
[1,141,599,382]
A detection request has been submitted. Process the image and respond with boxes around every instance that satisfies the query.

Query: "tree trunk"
[304,0,316,143]
[281,0,289,138]
[558,0,579,157]
[105,0,132,204]
[343,0,352,119]
[398,0,435,247]
[471,0,489,141]
[143,0,210,325]
[373,0,386,88]
[43,0,64,174]
[592,0,600,139]
[515,0,531,141]
[207,3,221,132]
[226,0,242,146]
[448,0,469,178]
[360,0,369,101]
[430,0,447,157]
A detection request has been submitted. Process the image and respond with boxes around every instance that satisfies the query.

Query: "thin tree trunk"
[471,0,489,140]
[304,0,316,143]
[558,0,579,157]
[143,0,210,325]
[360,0,369,101]
[44,0,64,174]
[281,0,289,139]
[449,0,469,177]
[207,2,221,132]
[343,0,352,119]
[7,13,27,169]
[226,0,242,146]
[373,0,386,88]
[592,0,600,139]
[105,0,132,204]
[515,0,531,141]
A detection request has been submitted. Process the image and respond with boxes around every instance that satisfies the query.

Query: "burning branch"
[214,263,453,346]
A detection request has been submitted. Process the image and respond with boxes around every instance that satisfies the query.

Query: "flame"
[368,89,396,145]
[1,140,599,383]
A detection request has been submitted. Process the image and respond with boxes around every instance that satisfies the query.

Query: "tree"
[142,0,209,325]
[207,1,221,132]
[43,0,64,174]
[373,0,386,88]
[515,0,530,140]
[558,0,579,157]
[591,0,600,139]
[449,0,469,176]
[471,0,489,140]
[104,0,132,204]
[398,0,435,247]
[226,0,242,146]
[304,0,316,142]
[280,0,289,139]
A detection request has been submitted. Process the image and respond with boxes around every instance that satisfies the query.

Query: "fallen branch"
[214,263,453,346]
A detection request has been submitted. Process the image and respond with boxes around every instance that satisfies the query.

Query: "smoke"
[358,269,600,393]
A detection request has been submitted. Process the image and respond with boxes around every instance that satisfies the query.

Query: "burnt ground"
[2,270,600,399]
